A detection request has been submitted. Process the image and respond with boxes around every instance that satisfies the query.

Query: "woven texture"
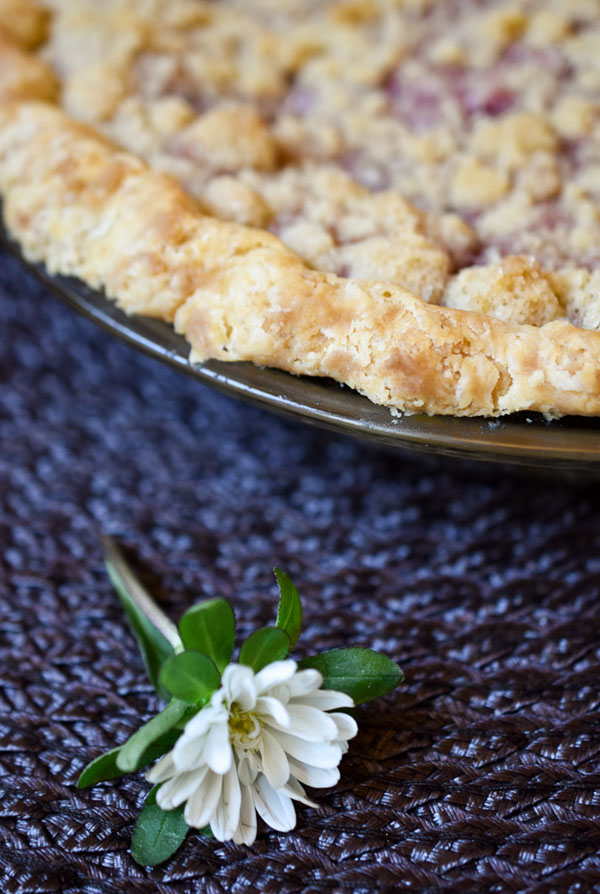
[1,246,600,893]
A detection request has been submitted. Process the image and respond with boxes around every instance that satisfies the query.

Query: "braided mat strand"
[1,247,600,893]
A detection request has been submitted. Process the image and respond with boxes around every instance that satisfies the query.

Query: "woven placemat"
[1,246,600,893]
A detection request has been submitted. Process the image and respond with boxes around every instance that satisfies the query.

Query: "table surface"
[1,245,600,893]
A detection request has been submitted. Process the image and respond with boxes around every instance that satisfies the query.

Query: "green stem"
[101,534,183,652]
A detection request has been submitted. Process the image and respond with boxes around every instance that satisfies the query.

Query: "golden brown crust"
[2,100,600,417]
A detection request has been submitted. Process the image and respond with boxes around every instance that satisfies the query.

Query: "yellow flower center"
[228,705,260,747]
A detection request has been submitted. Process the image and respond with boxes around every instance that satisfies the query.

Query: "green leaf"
[239,626,290,672]
[77,729,181,789]
[299,648,403,705]
[145,784,159,806]
[274,568,302,648]
[117,699,188,773]
[179,599,235,672]
[102,535,182,699]
[76,747,122,789]
[159,651,221,705]
[131,802,189,867]
[146,785,212,837]
[108,567,175,700]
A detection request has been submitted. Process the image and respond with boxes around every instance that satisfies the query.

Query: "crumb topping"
[35,0,600,331]
[4,0,600,418]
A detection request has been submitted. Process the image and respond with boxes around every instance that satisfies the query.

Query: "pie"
[2,0,600,417]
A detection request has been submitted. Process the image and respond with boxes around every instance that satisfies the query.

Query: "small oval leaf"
[131,803,189,867]
[77,747,122,789]
[239,627,290,672]
[299,648,403,704]
[274,568,302,648]
[159,651,221,705]
[179,599,235,672]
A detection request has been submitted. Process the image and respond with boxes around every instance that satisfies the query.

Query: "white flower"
[147,660,358,844]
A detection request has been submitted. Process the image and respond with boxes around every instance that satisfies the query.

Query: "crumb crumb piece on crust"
[0,0,49,49]
[443,256,563,327]
[202,175,272,228]
[552,96,597,140]
[171,105,279,173]
[472,113,558,172]
[62,60,130,123]
[0,33,58,103]
[450,158,510,210]
[525,10,570,46]
[479,8,528,56]
[548,269,600,331]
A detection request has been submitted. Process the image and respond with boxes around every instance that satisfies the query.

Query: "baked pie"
[2,0,600,416]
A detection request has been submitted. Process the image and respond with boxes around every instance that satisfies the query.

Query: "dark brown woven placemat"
[1,246,600,893]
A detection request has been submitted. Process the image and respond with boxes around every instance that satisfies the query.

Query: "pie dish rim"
[4,218,600,471]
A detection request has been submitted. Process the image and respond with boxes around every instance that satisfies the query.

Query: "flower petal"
[260,729,290,789]
[269,704,339,742]
[205,720,233,775]
[253,774,296,832]
[254,660,297,695]
[211,763,242,841]
[184,769,222,828]
[287,757,341,789]
[274,730,343,769]
[237,751,260,786]
[173,729,209,772]
[293,689,354,711]
[256,696,291,728]
[281,775,318,809]
[184,702,227,739]
[232,783,257,846]
[329,712,358,741]
[267,683,291,705]
[156,766,208,809]
[286,669,323,697]
[221,664,256,712]
[146,749,176,784]
[173,701,230,771]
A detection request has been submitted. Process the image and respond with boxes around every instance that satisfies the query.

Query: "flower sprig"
[78,536,403,867]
